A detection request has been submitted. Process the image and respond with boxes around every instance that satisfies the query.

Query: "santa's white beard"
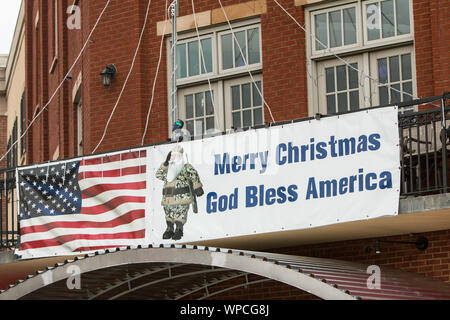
[167,159,184,182]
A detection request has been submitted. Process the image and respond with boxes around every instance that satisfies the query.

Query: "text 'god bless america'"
[206,133,393,214]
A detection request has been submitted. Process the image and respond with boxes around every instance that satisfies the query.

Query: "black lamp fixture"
[373,236,428,254]
[100,64,117,88]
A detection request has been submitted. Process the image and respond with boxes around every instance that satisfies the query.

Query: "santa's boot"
[162,221,174,239]
[172,222,184,240]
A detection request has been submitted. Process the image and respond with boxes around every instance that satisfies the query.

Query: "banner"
[147,106,400,244]
[15,107,400,258]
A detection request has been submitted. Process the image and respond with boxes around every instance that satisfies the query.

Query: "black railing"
[1,93,449,250]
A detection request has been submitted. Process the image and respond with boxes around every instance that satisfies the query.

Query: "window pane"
[205,90,214,115]
[396,0,410,35]
[389,56,400,82]
[206,117,214,130]
[336,65,347,91]
[221,34,233,69]
[327,95,336,114]
[232,112,241,128]
[338,92,348,112]
[232,85,240,110]
[185,94,194,119]
[315,13,328,50]
[402,81,413,101]
[252,81,262,106]
[390,83,401,103]
[186,120,194,136]
[243,110,252,127]
[242,83,251,108]
[195,119,204,136]
[195,92,204,117]
[188,41,199,76]
[234,31,247,67]
[348,63,358,89]
[254,108,263,125]
[329,10,342,48]
[377,58,388,83]
[381,0,395,38]
[343,7,357,45]
[247,28,260,64]
[325,67,335,93]
[379,86,389,105]
[366,3,380,41]
[176,43,187,78]
[401,53,412,80]
[200,38,212,73]
[349,90,359,110]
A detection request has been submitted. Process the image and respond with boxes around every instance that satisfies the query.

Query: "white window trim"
[166,17,262,136]
[217,24,263,76]
[362,0,414,47]
[178,83,224,135]
[305,0,416,116]
[224,74,264,129]
[311,2,362,56]
[368,45,417,107]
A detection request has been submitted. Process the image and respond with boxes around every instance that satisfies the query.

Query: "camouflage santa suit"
[155,162,203,224]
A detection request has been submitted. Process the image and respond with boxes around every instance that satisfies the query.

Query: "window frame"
[217,24,263,76]
[178,83,223,136]
[362,0,414,47]
[166,18,263,136]
[224,74,264,129]
[305,0,416,116]
[311,2,362,56]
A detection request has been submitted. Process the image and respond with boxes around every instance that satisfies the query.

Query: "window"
[220,26,261,71]
[225,77,264,128]
[370,47,414,106]
[20,90,26,156]
[306,0,415,115]
[77,98,83,156]
[365,0,411,42]
[169,20,263,136]
[312,3,359,53]
[179,86,217,136]
[176,36,213,79]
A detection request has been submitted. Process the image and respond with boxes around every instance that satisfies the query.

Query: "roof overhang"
[1,245,450,300]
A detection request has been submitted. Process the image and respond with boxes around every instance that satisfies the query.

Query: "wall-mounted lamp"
[371,237,428,254]
[100,64,117,88]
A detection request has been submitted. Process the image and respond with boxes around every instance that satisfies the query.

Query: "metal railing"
[1,93,449,250]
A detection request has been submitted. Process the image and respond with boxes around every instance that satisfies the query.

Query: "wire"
[0,0,113,164]
[217,0,276,124]
[271,0,432,106]
[141,0,168,145]
[92,0,153,154]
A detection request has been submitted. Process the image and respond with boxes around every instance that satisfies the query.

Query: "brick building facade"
[13,0,450,298]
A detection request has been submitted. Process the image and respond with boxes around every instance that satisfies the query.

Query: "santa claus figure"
[155,145,204,240]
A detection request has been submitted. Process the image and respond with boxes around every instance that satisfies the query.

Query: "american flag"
[16,150,147,258]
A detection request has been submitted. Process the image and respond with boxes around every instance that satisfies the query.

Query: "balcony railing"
[1,93,449,251]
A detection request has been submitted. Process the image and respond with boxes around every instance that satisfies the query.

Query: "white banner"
[15,107,400,258]
[148,107,400,244]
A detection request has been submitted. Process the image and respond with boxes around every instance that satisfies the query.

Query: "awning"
[1,245,450,300]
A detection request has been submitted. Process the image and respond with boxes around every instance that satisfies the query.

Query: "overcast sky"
[0,0,22,55]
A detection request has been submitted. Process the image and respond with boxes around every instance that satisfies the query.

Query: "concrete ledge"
[399,193,450,214]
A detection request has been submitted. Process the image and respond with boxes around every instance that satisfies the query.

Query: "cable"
[92,0,153,154]
[217,0,276,124]
[0,0,113,164]
[271,0,432,106]
[141,0,168,145]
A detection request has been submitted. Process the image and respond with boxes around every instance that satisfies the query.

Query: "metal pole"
[441,94,448,193]
[171,0,178,124]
